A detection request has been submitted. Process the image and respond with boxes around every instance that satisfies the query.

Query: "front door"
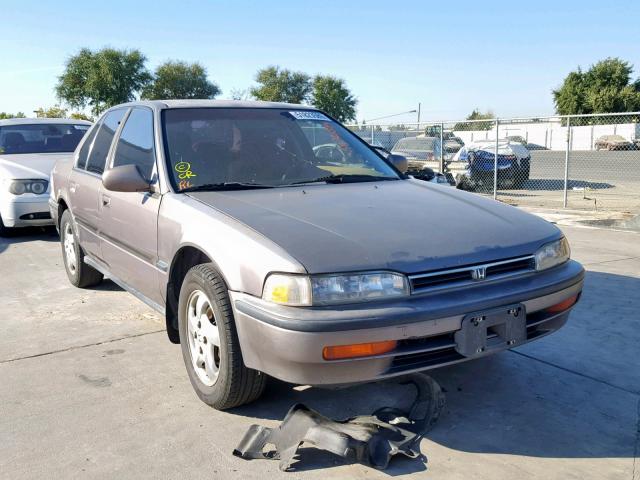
[68,109,126,261]
[99,107,162,305]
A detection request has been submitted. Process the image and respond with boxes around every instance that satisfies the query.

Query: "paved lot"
[497,150,640,212]
[0,223,638,479]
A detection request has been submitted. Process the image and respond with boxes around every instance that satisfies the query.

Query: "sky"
[2,0,640,124]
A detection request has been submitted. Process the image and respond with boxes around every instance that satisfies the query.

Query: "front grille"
[409,256,535,294]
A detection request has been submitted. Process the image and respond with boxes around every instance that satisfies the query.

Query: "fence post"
[563,116,571,208]
[439,122,444,173]
[494,119,499,200]
[371,125,375,146]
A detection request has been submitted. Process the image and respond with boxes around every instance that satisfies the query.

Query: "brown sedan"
[594,135,636,151]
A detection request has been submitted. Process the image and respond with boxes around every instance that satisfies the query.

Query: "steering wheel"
[313,144,347,163]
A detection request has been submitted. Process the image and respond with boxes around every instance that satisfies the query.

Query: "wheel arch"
[166,245,231,344]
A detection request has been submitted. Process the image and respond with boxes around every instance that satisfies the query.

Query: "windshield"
[0,123,90,155]
[161,108,400,191]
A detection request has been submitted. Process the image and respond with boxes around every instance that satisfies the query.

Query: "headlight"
[262,272,409,306]
[535,237,570,271]
[8,179,49,196]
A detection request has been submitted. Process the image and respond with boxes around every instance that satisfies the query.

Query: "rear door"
[68,109,126,261]
[99,107,163,304]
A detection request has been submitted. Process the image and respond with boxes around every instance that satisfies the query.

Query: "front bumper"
[231,260,584,385]
[0,195,53,227]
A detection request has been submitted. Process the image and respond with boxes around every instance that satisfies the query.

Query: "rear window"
[0,124,90,155]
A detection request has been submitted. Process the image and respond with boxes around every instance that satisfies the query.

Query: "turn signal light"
[546,295,578,313]
[322,340,397,360]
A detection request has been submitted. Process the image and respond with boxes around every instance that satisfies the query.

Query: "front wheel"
[178,263,266,409]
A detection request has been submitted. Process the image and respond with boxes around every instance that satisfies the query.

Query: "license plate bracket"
[454,304,526,358]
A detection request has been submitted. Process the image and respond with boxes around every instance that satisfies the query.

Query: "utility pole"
[417,103,421,127]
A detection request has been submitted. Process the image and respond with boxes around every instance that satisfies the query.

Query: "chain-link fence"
[348,112,640,212]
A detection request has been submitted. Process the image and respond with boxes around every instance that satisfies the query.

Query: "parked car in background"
[594,135,636,151]
[390,136,450,178]
[450,139,531,190]
[0,118,91,235]
[50,100,583,410]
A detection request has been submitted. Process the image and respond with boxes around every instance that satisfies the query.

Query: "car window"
[85,109,126,175]
[76,122,101,169]
[0,123,89,155]
[393,137,437,151]
[113,108,155,181]
[162,108,400,191]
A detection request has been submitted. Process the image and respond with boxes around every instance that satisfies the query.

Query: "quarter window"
[85,109,126,175]
[113,108,155,180]
[76,122,101,169]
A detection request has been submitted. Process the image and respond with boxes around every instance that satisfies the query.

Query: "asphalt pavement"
[0,222,638,479]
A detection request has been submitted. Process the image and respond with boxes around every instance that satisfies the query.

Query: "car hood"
[0,153,71,180]
[188,180,560,274]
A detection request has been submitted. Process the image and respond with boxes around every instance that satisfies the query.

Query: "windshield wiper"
[290,174,398,185]
[180,182,275,192]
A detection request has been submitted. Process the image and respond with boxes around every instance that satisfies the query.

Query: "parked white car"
[450,139,531,190]
[0,118,91,235]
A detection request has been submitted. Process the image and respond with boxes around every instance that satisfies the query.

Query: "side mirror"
[102,164,151,192]
[388,153,408,173]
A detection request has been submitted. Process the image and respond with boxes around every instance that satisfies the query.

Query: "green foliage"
[34,105,68,118]
[310,75,357,122]
[0,112,26,119]
[454,109,495,130]
[56,47,151,116]
[250,66,311,104]
[69,112,93,121]
[553,58,640,115]
[142,61,220,100]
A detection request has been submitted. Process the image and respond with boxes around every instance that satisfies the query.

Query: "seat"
[45,137,62,151]
[3,132,26,153]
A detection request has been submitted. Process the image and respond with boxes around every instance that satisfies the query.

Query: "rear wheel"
[178,263,266,409]
[60,209,103,288]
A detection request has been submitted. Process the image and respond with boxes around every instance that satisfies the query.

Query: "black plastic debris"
[232,373,445,471]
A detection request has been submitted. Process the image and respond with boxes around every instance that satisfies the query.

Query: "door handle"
[102,195,111,207]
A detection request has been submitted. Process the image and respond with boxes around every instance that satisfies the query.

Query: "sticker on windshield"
[288,111,331,122]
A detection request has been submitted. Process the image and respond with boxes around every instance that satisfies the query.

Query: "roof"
[0,117,92,126]
[116,99,316,110]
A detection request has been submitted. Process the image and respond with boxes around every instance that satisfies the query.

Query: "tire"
[60,209,103,288]
[0,215,12,237]
[178,263,266,410]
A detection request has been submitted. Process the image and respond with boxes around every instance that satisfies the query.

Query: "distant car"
[390,136,450,177]
[594,135,635,151]
[0,118,91,235]
[451,140,531,190]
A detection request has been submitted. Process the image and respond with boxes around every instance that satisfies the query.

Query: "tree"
[56,47,151,116]
[69,112,93,121]
[553,58,640,115]
[34,105,68,118]
[142,61,220,100]
[310,75,357,122]
[250,66,311,104]
[454,109,494,130]
[0,112,26,119]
